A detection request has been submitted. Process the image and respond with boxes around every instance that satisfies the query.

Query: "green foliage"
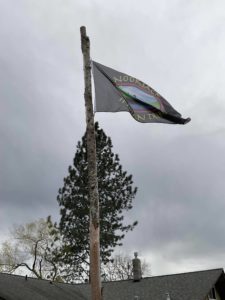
[57,122,138,282]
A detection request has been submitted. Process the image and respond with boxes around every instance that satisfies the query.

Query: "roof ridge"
[149,268,224,279]
[0,272,50,281]
[0,268,223,286]
[0,272,87,286]
[101,268,224,284]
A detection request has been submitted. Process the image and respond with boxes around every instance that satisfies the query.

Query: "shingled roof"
[0,268,224,300]
[102,268,225,300]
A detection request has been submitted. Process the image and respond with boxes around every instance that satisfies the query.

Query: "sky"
[1,0,225,276]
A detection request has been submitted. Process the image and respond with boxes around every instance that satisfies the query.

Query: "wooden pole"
[80,26,101,300]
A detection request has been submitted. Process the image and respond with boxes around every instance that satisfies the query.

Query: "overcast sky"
[1,0,225,276]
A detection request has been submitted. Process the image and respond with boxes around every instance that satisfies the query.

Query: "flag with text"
[92,61,190,125]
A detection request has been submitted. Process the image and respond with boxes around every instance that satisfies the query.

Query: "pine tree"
[57,122,137,282]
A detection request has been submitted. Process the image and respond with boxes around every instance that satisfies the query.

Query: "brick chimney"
[132,252,142,282]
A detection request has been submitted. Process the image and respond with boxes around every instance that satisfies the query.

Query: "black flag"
[92,61,190,124]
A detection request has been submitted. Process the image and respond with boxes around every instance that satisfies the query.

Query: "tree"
[101,253,151,281]
[56,122,138,282]
[0,218,63,281]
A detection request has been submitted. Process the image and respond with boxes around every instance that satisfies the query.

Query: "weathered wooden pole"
[80,26,101,300]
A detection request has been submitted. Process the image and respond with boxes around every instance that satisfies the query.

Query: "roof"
[102,269,225,300]
[0,273,91,300]
[0,268,224,300]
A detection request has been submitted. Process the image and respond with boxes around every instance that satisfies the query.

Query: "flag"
[92,61,191,124]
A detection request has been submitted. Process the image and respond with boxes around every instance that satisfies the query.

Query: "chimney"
[132,252,142,282]
[165,292,171,300]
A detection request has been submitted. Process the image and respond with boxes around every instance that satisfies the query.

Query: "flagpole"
[80,26,101,300]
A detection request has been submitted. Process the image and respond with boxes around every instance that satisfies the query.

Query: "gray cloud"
[1,0,225,276]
